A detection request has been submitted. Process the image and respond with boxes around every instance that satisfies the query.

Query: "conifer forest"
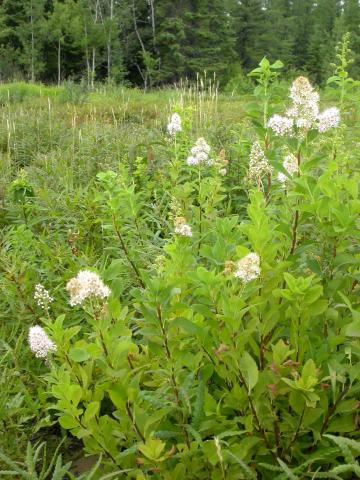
[1,1,360,479]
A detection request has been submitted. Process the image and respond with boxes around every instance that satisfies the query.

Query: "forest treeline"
[0,0,359,88]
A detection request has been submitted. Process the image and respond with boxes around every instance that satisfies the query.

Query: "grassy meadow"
[1,69,360,479]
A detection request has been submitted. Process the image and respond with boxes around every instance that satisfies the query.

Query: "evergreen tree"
[343,0,360,78]
[291,0,315,71]
[0,0,30,79]
[263,0,295,68]
[17,0,47,81]
[233,0,269,69]
[0,0,359,85]
[46,0,71,85]
[307,0,339,83]
[155,1,187,83]
[182,0,236,82]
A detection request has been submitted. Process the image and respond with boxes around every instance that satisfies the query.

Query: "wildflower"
[248,142,272,182]
[267,114,294,137]
[277,153,299,184]
[174,217,193,237]
[186,155,198,166]
[234,253,261,282]
[167,113,182,136]
[286,77,319,133]
[28,325,56,358]
[219,168,227,176]
[268,77,340,138]
[186,137,211,166]
[66,270,111,306]
[34,284,54,311]
[317,107,340,132]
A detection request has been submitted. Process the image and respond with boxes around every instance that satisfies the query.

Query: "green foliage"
[1,1,360,85]
[0,66,360,478]
[0,440,72,479]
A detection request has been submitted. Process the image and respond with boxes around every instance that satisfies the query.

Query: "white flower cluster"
[317,107,340,133]
[234,253,261,283]
[278,153,299,184]
[66,270,111,306]
[34,284,54,310]
[267,114,294,137]
[174,217,193,237]
[287,76,320,131]
[187,137,212,166]
[28,325,56,358]
[167,113,182,136]
[268,76,340,136]
[248,142,273,181]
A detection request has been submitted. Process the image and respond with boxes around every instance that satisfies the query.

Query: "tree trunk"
[57,38,61,86]
[107,0,114,81]
[132,0,149,90]
[84,23,91,87]
[92,47,96,89]
[30,0,35,82]
[149,0,156,47]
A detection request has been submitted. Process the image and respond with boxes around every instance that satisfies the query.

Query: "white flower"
[28,325,56,358]
[317,107,340,132]
[278,153,299,184]
[289,77,320,110]
[234,253,261,283]
[66,270,111,306]
[34,284,54,310]
[287,77,320,133]
[174,217,193,237]
[187,137,211,166]
[268,77,340,139]
[219,168,227,176]
[186,155,199,166]
[248,142,272,182]
[268,115,294,137]
[294,116,313,130]
[167,113,182,136]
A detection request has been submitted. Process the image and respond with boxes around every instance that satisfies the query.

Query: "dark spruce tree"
[263,0,295,68]
[291,0,315,72]
[232,0,269,69]
[307,0,339,84]
[343,0,360,78]
[181,0,236,84]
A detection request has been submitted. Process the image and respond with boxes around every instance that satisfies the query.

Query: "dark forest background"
[0,0,359,88]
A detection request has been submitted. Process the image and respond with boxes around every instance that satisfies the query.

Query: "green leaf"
[171,317,202,335]
[226,451,257,479]
[191,378,205,431]
[139,437,166,461]
[277,458,299,479]
[272,60,283,69]
[259,57,270,69]
[109,386,127,409]
[240,352,259,393]
[59,415,78,430]
[69,347,90,363]
[84,402,100,424]
[345,319,360,337]
[302,359,318,385]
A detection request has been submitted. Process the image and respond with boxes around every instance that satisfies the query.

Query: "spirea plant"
[23,65,360,479]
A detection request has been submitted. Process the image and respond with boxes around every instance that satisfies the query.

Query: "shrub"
[28,62,360,478]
